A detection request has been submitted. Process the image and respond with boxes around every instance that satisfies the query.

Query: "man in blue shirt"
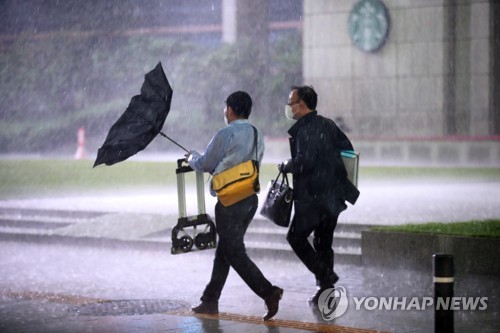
[186,91,283,321]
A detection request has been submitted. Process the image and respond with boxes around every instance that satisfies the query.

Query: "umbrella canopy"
[94,62,174,167]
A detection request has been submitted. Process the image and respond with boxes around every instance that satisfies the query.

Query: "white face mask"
[285,105,295,120]
[223,107,229,125]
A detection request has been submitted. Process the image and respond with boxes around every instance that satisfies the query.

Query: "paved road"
[0,179,499,225]
[0,241,498,333]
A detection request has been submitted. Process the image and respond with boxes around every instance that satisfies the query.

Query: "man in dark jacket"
[280,85,359,305]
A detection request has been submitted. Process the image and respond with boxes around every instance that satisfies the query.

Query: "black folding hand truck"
[171,159,217,254]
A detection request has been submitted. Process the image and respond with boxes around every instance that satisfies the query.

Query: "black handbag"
[260,172,293,227]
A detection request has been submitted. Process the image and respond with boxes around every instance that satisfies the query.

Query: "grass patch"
[0,159,172,198]
[0,159,499,200]
[372,220,500,238]
[0,159,284,199]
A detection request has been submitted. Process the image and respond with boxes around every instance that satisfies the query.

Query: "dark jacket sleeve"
[290,122,319,176]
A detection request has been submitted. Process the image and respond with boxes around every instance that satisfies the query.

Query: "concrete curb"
[0,206,370,263]
[0,231,173,252]
[0,228,363,265]
[361,230,500,275]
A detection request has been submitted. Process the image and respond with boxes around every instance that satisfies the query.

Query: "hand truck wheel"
[194,233,209,250]
[179,235,193,253]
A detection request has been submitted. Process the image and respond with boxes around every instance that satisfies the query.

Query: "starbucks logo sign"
[348,0,390,52]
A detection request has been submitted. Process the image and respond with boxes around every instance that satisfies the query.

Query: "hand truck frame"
[171,159,217,254]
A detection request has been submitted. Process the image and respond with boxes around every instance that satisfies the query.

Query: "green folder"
[341,150,359,187]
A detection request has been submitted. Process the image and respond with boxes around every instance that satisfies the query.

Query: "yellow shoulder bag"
[212,126,260,207]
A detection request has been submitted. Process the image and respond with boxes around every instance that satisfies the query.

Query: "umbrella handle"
[159,132,189,152]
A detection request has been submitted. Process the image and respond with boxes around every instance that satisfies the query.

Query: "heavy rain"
[0,1,499,332]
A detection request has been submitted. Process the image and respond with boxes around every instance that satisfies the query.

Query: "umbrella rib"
[159,131,188,152]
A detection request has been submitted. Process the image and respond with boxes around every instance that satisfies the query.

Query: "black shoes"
[308,287,329,306]
[192,287,283,321]
[263,286,284,321]
[309,272,339,305]
[191,301,219,315]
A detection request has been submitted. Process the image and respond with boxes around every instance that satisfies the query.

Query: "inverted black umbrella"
[94,62,187,167]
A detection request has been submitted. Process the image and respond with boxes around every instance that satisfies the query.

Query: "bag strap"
[274,171,289,190]
[250,125,258,161]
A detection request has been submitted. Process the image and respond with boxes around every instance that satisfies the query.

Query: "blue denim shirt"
[188,119,264,195]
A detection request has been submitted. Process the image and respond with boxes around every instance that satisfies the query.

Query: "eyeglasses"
[287,100,300,107]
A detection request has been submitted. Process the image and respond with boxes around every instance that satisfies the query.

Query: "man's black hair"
[291,85,317,110]
[226,91,252,118]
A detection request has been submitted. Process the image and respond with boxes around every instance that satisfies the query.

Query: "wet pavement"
[0,227,498,332]
[1,179,499,225]
[0,211,500,332]
[0,174,499,332]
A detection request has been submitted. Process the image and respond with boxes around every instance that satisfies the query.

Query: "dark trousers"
[201,194,273,302]
[287,200,340,288]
